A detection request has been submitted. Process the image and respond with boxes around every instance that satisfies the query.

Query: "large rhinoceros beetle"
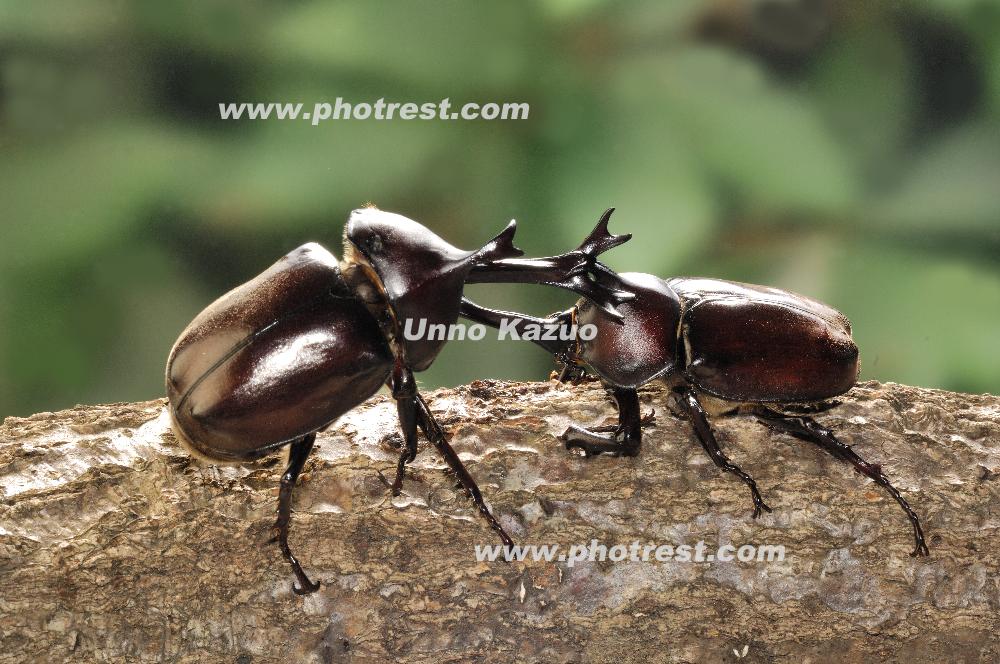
[166,206,633,593]
[461,209,928,558]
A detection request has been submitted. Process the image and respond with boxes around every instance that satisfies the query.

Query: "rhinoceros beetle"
[461,209,928,557]
[166,206,634,593]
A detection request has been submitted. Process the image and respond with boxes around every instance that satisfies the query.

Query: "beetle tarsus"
[750,406,928,557]
[555,357,588,384]
[587,409,655,433]
[390,452,408,497]
[675,388,773,518]
[390,424,419,496]
[560,387,644,457]
[271,433,321,595]
[562,426,640,457]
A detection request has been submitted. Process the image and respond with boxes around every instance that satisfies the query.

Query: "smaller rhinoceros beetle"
[461,209,928,557]
[166,207,634,593]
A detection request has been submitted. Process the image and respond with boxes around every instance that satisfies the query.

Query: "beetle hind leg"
[750,406,928,557]
[270,433,321,594]
[674,388,773,519]
[560,387,646,457]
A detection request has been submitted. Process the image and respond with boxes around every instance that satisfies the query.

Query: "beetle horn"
[464,208,635,321]
[575,208,632,259]
[559,208,635,320]
[470,219,524,266]
[562,269,635,316]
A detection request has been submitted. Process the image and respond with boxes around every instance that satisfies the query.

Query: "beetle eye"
[367,234,384,255]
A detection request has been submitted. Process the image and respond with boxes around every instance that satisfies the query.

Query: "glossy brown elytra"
[166,206,634,594]
[462,209,928,558]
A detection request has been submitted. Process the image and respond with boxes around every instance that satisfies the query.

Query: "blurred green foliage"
[1,0,999,418]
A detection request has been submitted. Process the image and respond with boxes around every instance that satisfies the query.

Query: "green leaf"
[806,23,915,184]
[631,47,860,215]
[267,1,540,89]
[0,125,218,272]
[871,123,1000,233]
[828,242,1000,394]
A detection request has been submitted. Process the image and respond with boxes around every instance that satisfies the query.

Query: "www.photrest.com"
[474,540,787,566]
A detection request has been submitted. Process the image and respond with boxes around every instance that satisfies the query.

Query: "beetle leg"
[587,407,655,433]
[391,398,419,496]
[749,406,929,557]
[459,298,569,355]
[560,387,643,457]
[555,356,589,384]
[270,433,321,595]
[458,298,592,385]
[675,388,773,519]
[389,364,420,495]
[587,389,656,432]
[414,393,514,549]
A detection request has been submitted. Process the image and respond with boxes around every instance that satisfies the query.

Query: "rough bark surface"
[1,379,999,663]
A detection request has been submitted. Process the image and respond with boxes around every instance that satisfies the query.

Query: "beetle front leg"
[389,363,420,495]
[270,433,321,595]
[555,358,588,384]
[414,393,514,549]
[749,406,929,557]
[385,367,513,549]
[674,388,773,519]
[560,387,646,457]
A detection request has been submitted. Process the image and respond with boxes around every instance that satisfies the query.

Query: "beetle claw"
[292,578,321,595]
[375,469,393,490]
[751,500,773,519]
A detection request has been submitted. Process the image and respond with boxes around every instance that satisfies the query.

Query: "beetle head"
[343,207,523,371]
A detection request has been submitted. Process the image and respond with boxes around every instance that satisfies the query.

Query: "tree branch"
[2,380,999,663]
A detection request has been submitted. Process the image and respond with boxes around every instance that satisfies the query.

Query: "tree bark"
[1,379,999,663]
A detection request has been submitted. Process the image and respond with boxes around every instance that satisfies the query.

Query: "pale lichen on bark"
[1,379,999,663]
